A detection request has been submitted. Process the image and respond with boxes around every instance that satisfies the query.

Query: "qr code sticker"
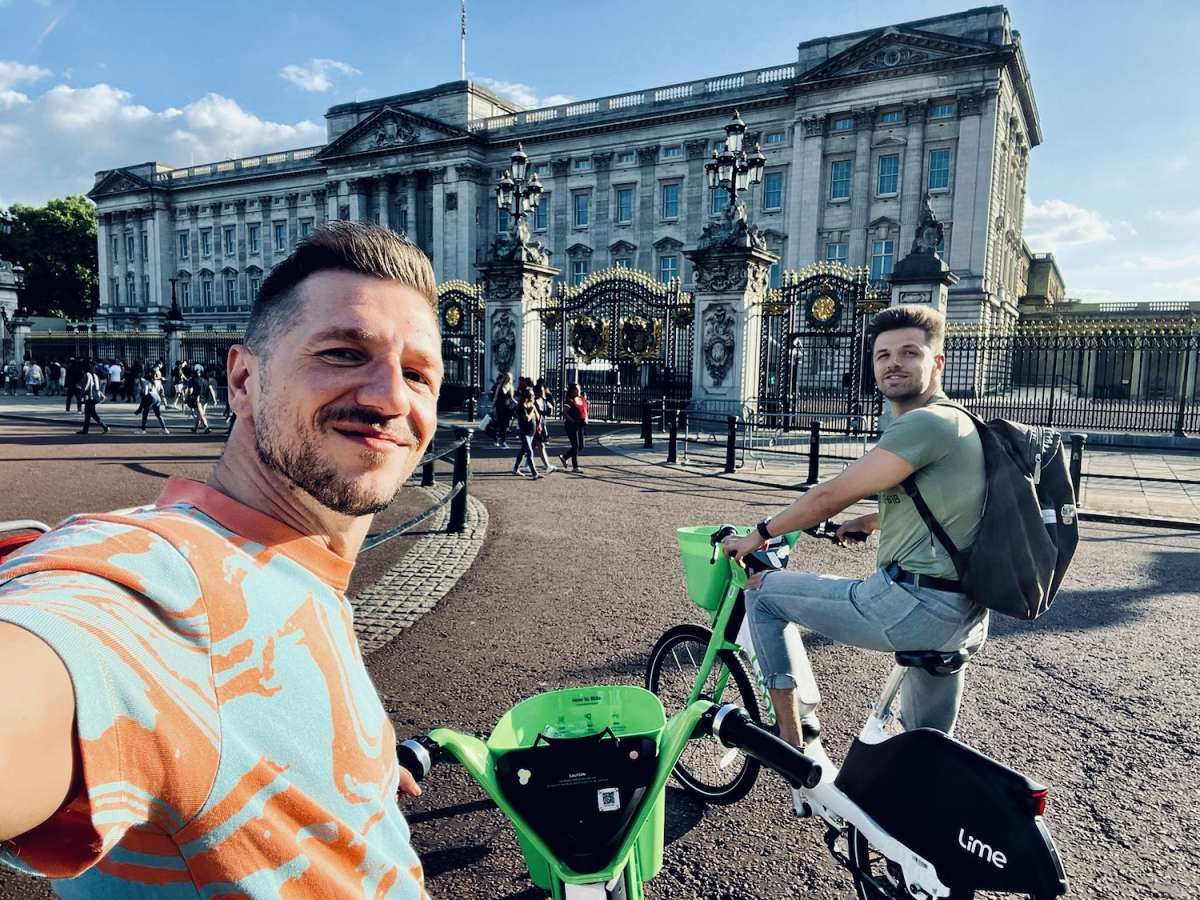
[597,787,621,812]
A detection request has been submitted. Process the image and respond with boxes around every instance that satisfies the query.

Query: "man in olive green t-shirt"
[723,305,988,782]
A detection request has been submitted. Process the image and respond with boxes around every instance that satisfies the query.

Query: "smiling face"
[872,325,944,405]
[248,269,442,517]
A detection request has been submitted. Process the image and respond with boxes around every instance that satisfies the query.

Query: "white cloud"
[1023,199,1117,249]
[1149,276,1200,299]
[0,74,325,207]
[473,76,573,110]
[279,58,361,93]
[1148,208,1200,225]
[0,60,51,92]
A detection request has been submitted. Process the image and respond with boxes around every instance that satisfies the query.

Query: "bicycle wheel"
[645,622,762,804]
[847,826,975,900]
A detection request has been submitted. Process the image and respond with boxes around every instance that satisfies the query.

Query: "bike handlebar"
[706,704,822,790]
[396,735,443,782]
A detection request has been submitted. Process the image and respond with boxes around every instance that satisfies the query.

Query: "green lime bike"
[397,684,820,900]
[644,524,1068,899]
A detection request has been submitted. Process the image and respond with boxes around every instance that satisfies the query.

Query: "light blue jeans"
[746,567,989,734]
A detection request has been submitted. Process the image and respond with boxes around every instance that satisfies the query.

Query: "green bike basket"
[677,525,741,611]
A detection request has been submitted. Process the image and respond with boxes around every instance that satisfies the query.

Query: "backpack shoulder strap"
[900,474,969,578]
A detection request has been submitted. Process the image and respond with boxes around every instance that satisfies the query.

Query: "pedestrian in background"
[532,383,556,473]
[511,386,542,479]
[136,376,169,435]
[490,372,514,449]
[187,367,217,434]
[76,368,109,435]
[106,360,123,402]
[559,382,588,473]
[25,361,43,396]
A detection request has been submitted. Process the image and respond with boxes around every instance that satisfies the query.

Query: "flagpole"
[459,0,467,81]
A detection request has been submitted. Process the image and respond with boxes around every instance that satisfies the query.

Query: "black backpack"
[901,405,1079,620]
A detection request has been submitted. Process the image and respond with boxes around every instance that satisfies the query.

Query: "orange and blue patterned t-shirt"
[0,477,427,898]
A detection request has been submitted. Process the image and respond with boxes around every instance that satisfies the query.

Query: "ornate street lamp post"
[495,143,544,248]
[704,110,767,222]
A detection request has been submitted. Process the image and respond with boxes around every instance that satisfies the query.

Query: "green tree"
[0,195,99,320]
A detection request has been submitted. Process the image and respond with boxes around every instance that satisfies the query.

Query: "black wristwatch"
[755,519,773,541]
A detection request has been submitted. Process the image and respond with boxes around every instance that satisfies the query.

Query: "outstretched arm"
[0,622,79,841]
[724,446,914,562]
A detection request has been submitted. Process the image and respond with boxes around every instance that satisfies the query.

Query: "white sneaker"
[162,428,171,434]
[135,428,146,434]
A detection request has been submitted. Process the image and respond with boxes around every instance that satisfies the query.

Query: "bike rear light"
[1030,788,1048,817]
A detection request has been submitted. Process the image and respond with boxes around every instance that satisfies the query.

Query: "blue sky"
[1,0,1197,301]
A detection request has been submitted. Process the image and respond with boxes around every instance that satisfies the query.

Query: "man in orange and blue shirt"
[0,222,444,898]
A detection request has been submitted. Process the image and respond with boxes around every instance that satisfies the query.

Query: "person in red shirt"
[558,382,589,473]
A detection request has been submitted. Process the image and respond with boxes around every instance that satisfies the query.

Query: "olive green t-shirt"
[875,392,985,579]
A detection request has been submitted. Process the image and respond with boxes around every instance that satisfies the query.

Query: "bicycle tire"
[645,622,763,804]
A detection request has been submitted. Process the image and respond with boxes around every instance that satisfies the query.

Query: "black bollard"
[1068,433,1086,502]
[724,416,737,474]
[449,428,472,533]
[806,420,821,485]
[642,401,653,449]
[667,410,679,463]
[465,396,476,422]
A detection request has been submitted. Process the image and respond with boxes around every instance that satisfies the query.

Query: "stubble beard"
[253,373,400,517]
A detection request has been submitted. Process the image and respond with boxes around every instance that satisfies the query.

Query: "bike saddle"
[894,649,971,676]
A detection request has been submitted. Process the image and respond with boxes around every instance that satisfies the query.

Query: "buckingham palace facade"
[87,5,1046,333]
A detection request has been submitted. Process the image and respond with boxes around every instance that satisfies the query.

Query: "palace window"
[613,258,631,268]
[930,102,956,119]
[224,226,236,256]
[831,116,854,131]
[180,281,191,306]
[111,235,119,262]
[829,160,851,201]
[533,198,548,230]
[658,255,678,284]
[177,232,189,259]
[662,145,682,159]
[763,171,783,210]
[616,150,635,165]
[249,277,261,303]
[769,261,781,290]
[248,224,260,254]
[763,131,786,145]
[877,154,899,195]
[141,233,149,259]
[300,218,313,238]
[571,259,589,285]
[871,239,895,282]
[497,208,511,234]
[142,277,150,307]
[573,193,590,228]
[110,277,119,303]
[928,149,952,190]
[826,242,848,263]
[878,109,904,124]
[126,234,135,260]
[533,162,551,176]
[573,157,592,172]
[126,275,135,305]
[200,229,211,257]
[615,187,634,224]
[709,186,724,216]
[660,182,680,219]
[273,222,287,252]
[202,279,213,307]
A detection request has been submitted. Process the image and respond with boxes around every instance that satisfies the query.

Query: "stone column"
[258,194,276,272]
[479,245,559,396]
[376,175,391,230]
[151,204,172,312]
[286,192,299,252]
[324,180,340,221]
[793,116,826,267]
[684,225,777,413]
[11,311,31,364]
[405,173,419,238]
[897,100,928,257]
[847,109,874,266]
[97,212,112,314]
[634,145,659,271]
[454,164,485,275]
[591,151,614,265]
[429,167,447,278]
[549,158,570,276]
[347,179,365,222]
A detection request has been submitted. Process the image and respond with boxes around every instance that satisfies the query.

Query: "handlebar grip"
[711,705,821,790]
[396,736,442,782]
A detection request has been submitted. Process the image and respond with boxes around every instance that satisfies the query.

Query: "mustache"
[316,406,425,444]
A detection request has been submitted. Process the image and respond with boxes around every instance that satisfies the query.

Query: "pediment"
[88,168,153,199]
[653,236,684,251]
[869,216,899,228]
[608,239,637,254]
[801,26,998,83]
[873,136,906,148]
[318,106,470,160]
[566,243,593,257]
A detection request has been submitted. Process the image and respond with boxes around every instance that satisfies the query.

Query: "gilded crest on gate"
[806,293,842,330]
[619,316,661,362]
[441,300,464,332]
[570,315,608,363]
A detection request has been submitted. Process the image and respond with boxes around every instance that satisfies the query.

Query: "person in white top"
[107,361,123,402]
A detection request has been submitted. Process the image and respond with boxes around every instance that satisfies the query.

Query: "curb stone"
[352,483,488,654]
